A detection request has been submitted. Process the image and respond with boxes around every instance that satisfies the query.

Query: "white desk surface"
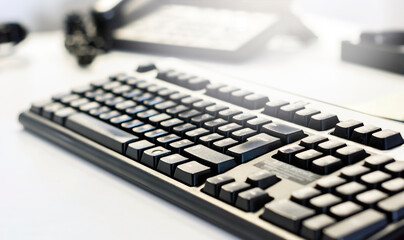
[1,16,404,239]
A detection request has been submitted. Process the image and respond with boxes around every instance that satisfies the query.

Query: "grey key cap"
[323,209,387,240]
[65,113,138,153]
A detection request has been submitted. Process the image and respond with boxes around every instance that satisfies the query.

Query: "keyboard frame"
[19,59,404,240]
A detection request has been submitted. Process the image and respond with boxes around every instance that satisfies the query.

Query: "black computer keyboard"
[19,59,404,240]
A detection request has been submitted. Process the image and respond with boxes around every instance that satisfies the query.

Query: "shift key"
[65,113,138,153]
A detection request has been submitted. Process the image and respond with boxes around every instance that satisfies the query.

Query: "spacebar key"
[65,113,138,153]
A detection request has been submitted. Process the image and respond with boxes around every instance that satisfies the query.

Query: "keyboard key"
[203,175,235,197]
[263,100,289,117]
[178,109,202,121]
[172,123,196,136]
[157,154,189,176]
[190,114,214,126]
[309,193,342,213]
[123,89,143,98]
[377,191,404,221]
[217,123,243,137]
[187,77,210,90]
[136,109,159,120]
[99,111,121,121]
[311,155,343,175]
[205,104,229,116]
[369,129,404,150]
[85,89,104,99]
[203,118,228,131]
[227,133,282,163]
[333,120,363,139]
[381,178,404,194]
[235,188,272,212]
[136,62,156,72]
[133,92,155,102]
[148,113,171,126]
[184,144,236,174]
[230,128,256,142]
[166,105,189,116]
[192,100,214,111]
[115,100,136,111]
[330,201,363,219]
[262,122,305,144]
[308,113,339,131]
[90,106,111,116]
[110,114,132,125]
[198,133,224,147]
[277,103,305,122]
[384,161,404,177]
[144,129,168,143]
[230,90,253,106]
[356,189,388,208]
[156,134,181,148]
[169,139,194,154]
[143,96,165,107]
[317,140,346,155]
[246,170,280,189]
[293,108,321,126]
[219,182,250,204]
[169,92,190,102]
[121,119,144,129]
[205,83,226,98]
[79,102,101,112]
[290,187,321,206]
[364,155,394,170]
[212,138,238,153]
[53,107,77,125]
[70,98,89,108]
[174,161,211,186]
[184,128,210,141]
[242,94,268,109]
[350,125,381,144]
[335,182,366,200]
[292,149,323,169]
[261,199,315,233]
[157,88,177,98]
[66,113,138,153]
[155,100,177,111]
[340,164,371,181]
[316,176,346,193]
[140,146,171,168]
[126,140,155,161]
[218,109,242,121]
[112,85,131,95]
[301,214,335,240]
[300,135,328,149]
[42,102,65,119]
[360,170,391,188]
[217,86,239,101]
[160,118,184,131]
[334,146,368,165]
[132,124,155,135]
[232,113,256,126]
[246,117,272,131]
[61,94,80,104]
[126,105,147,115]
[323,209,388,240]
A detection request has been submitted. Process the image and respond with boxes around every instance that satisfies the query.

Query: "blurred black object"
[341,31,404,74]
[0,23,27,45]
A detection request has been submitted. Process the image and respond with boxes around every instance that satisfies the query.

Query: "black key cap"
[99,110,120,121]
[205,104,229,116]
[126,140,155,160]
[217,123,243,137]
[311,155,343,175]
[126,105,147,115]
[148,86,166,95]
[262,122,305,144]
[52,92,71,102]
[350,125,381,144]
[70,98,89,108]
[115,100,136,111]
[65,113,138,153]
[160,118,184,131]
[230,90,253,106]
[235,187,272,212]
[309,193,342,213]
[340,165,371,181]
[218,109,242,121]
[219,182,250,204]
[122,89,143,98]
[136,109,158,120]
[290,187,321,206]
[263,100,289,117]
[227,133,282,163]
[166,105,189,116]
[144,129,168,143]
[330,201,363,219]
[381,178,404,194]
[91,79,110,88]
[110,114,132,125]
[102,81,121,91]
[184,128,210,141]
[176,74,195,86]
[112,85,131,95]
[333,120,363,139]
[278,103,305,122]
[245,117,272,131]
[334,146,368,165]
[30,99,53,114]
[169,139,194,154]
[172,123,196,137]
[293,108,321,126]
[322,209,388,240]
[198,133,224,147]
[378,191,404,221]
[89,106,110,116]
[292,149,323,169]
[157,88,177,98]
[121,119,144,129]
[174,161,211,186]
[203,118,228,131]
[335,182,367,200]
[133,92,154,102]
[300,135,328,149]
[136,82,155,90]
[157,154,189,176]
[261,199,315,233]
[316,176,346,193]
[384,161,404,177]
[85,89,104,99]
[212,138,238,153]
[148,113,171,126]
[190,114,214,127]
[132,124,155,135]
[230,128,256,142]
[155,100,177,111]
[360,170,391,188]
[42,102,65,119]
[364,155,394,170]
[156,134,181,148]
[180,96,202,106]
[232,113,256,126]
[184,144,237,174]
[140,146,171,168]
[217,86,239,101]
[203,175,235,197]
[246,170,280,189]
[143,96,165,107]
[53,107,77,125]
[301,214,335,240]
[136,62,156,72]
[95,93,114,103]
[242,94,269,109]
[356,189,388,208]
[186,77,209,90]
[61,94,80,104]
[205,83,226,97]
[317,140,346,155]
[169,92,189,102]
[178,109,202,121]
[369,129,404,150]
[308,113,339,131]
[79,102,101,112]
[193,100,214,111]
